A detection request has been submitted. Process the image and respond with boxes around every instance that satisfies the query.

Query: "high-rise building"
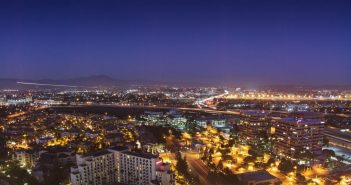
[70,146,175,185]
[113,149,158,185]
[70,150,117,185]
[273,117,325,160]
[238,110,270,145]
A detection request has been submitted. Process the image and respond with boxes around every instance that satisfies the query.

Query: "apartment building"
[70,146,175,185]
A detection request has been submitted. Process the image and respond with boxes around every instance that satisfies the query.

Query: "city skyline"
[1,0,350,85]
[1,1,351,184]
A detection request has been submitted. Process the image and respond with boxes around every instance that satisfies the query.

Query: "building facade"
[70,146,175,185]
[237,170,281,185]
[196,117,226,128]
[238,110,270,145]
[70,150,117,185]
[12,150,38,168]
[273,117,325,159]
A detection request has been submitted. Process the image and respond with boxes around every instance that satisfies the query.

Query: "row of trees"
[175,152,200,185]
[0,160,39,185]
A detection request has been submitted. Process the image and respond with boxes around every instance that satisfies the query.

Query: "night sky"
[1,0,350,85]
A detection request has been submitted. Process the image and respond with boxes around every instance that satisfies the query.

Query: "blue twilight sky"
[0,0,350,85]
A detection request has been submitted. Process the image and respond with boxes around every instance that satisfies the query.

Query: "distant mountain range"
[0,75,217,89]
[0,75,124,89]
[0,75,350,90]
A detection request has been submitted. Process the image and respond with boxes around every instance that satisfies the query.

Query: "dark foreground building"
[237,170,281,185]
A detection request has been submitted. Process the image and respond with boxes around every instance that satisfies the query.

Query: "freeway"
[5,103,241,120]
[6,106,47,118]
[195,90,229,109]
[6,102,350,120]
[54,103,242,115]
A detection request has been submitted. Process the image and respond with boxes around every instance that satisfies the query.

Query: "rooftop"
[280,117,323,125]
[237,170,280,182]
[291,111,325,119]
[122,151,157,159]
[240,110,270,117]
[109,146,129,152]
[84,150,112,157]
[196,116,233,121]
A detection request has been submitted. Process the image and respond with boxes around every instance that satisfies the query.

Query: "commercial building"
[237,170,281,185]
[238,110,270,145]
[7,96,32,105]
[196,117,226,128]
[12,150,38,168]
[324,127,351,149]
[169,114,187,130]
[273,117,325,159]
[141,111,167,126]
[195,115,239,129]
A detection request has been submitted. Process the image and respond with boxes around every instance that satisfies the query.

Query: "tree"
[322,149,335,157]
[0,161,39,185]
[267,158,275,166]
[176,152,189,176]
[243,156,256,164]
[248,149,258,158]
[258,130,269,141]
[323,137,329,146]
[0,135,7,160]
[221,148,231,156]
[278,158,294,174]
[296,173,306,184]
[223,167,232,175]
[217,160,223,170]
[192,175,200,185]
[43,164,70,185]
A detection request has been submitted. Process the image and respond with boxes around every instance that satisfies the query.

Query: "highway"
[195,90,229,109]
[6,106,47,118]
[51,103,242,115]
[8,102,351,120]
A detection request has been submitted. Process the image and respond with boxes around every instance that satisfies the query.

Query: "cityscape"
[1,0,351,185]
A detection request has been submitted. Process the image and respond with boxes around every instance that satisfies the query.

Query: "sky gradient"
[0,0,350,86]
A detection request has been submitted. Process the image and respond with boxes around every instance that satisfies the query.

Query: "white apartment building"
[70,150,117,185]
[70,146,175,185]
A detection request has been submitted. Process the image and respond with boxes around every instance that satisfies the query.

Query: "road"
[184,151,214,185]
[7,106,47,118]
[195,90,229,109]
[40,103,242,116]
[56,103,351,118]
[159,151,212,185]
[7,103,351,120]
